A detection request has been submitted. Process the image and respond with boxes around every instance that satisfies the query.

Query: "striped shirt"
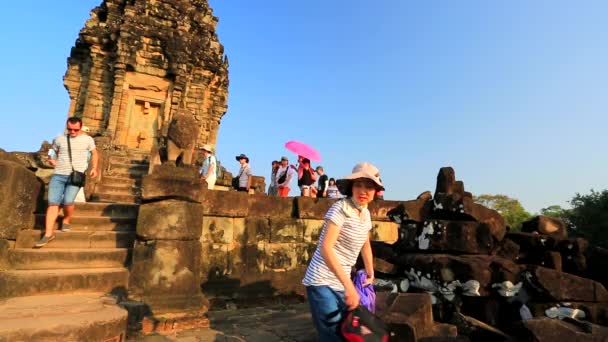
[302,199,372,291]
[52,134,96,175]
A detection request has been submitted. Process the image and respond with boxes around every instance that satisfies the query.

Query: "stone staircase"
[0,202,139,341]
[92,151,150,204]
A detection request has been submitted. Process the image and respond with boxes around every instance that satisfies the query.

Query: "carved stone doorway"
[126,99,162,151]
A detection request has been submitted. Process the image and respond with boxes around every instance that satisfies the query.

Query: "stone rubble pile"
[371,167,608,342]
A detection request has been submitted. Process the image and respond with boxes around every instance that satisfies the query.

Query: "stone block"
[526,266,608,302]
[0,160,42,239]
[296,197,336,219]
[371,221,398,243]
[522,215,568,240]
[431,195,506,241]
[233,217,270,244]
[264,243,302,272]
[382,198,432,223]
[558,238,589,276]
[0,239,10,269]
[394,220,494,254]
[249,194,294,218]
[269,218,305,243]
[303,219,325,243]
[129,240,203,313]
[377,293,435,338]
[137,200,203,240]
[493,238,520,261]
[201,216,234,244]
[227,242,265,276]
[198,188,249,217]
[506,232,559,266]
[140,164,203,202]
[514,317,608,342]
[528,302,608,326]
[200,243,230,282]
[394,254,521,297]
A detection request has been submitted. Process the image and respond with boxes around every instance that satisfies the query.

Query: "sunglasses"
[67,128,80,132]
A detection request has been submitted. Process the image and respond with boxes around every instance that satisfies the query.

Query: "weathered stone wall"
[133,188,399,311]
[64,0,229,149]
[199,196,398,305]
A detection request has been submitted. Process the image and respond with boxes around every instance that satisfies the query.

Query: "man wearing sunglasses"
[36,117,98,247]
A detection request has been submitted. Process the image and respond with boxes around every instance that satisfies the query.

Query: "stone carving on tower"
[63,0,229,154]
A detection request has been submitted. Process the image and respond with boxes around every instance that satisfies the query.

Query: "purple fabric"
[353,269,376,313]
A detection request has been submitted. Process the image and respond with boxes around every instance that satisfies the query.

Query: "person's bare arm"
[321,222,360,310]
[90,149,99,178]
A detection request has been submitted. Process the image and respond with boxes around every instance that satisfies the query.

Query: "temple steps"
[0,268,129,298]
[8,248,131,270]
[91,193,139,204]
[0,293,127,342]
[35,214,136,231]
[65,202,139,217]
[15,230,136,249]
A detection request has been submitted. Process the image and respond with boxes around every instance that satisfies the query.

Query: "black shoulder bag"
[67,135,86,187]
[278,167,289,185]
[231,167,244,189]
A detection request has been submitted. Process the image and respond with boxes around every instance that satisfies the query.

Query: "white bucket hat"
[201,144,213,153]
[337,162,384,196]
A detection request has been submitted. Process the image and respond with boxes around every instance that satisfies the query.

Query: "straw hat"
[336,162,384,196]
[201,144,213,153]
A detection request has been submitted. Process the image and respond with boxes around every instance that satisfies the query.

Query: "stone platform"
[133,303,316,342]
[0,293,127,342]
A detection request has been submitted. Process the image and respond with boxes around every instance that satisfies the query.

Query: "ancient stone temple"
[63,0,229,152]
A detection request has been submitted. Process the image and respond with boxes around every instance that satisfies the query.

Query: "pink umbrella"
[284,141,321,162]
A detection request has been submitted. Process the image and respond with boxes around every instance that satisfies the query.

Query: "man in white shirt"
[199,144,217,190]
[37,117,98,247]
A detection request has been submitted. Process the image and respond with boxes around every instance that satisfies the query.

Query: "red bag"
[341,306,389,342]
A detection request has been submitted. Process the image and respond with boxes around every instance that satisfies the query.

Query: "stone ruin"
[63,0,228,154]
[370,167,608,341]
[1,0,608,340]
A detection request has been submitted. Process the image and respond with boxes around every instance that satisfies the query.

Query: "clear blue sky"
[0,1,606,213]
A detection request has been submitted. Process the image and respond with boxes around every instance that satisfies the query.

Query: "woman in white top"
[302,162,384,341]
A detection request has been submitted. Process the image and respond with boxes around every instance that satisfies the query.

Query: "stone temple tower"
[63,0,229,153]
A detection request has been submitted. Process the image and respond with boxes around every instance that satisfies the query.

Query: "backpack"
[341,306,389,342]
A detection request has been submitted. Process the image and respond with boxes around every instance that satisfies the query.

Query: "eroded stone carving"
[64,0,229,154]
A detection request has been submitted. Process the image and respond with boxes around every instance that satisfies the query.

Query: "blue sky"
[0,0,606,212]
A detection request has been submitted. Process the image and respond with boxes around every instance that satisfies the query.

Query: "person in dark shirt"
[298,158,317,197]
[315,166,329,198]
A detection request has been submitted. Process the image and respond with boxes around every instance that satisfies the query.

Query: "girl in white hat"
[302,162,384,341]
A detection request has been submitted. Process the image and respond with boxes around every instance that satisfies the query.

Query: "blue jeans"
[48,174,80,206]
[306,286,347,342]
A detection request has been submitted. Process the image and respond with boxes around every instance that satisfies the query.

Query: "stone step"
[0,293,127,342]
[15,230,136,249]
[0,268,129,298]
[105,163,149,177]
[108,155,150,165]
[96,183,139,195]
[62,202,139,218]
[91,193,139,204]
[8,248,131,270]
[101,175,139,185]
[35,215,136,231]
